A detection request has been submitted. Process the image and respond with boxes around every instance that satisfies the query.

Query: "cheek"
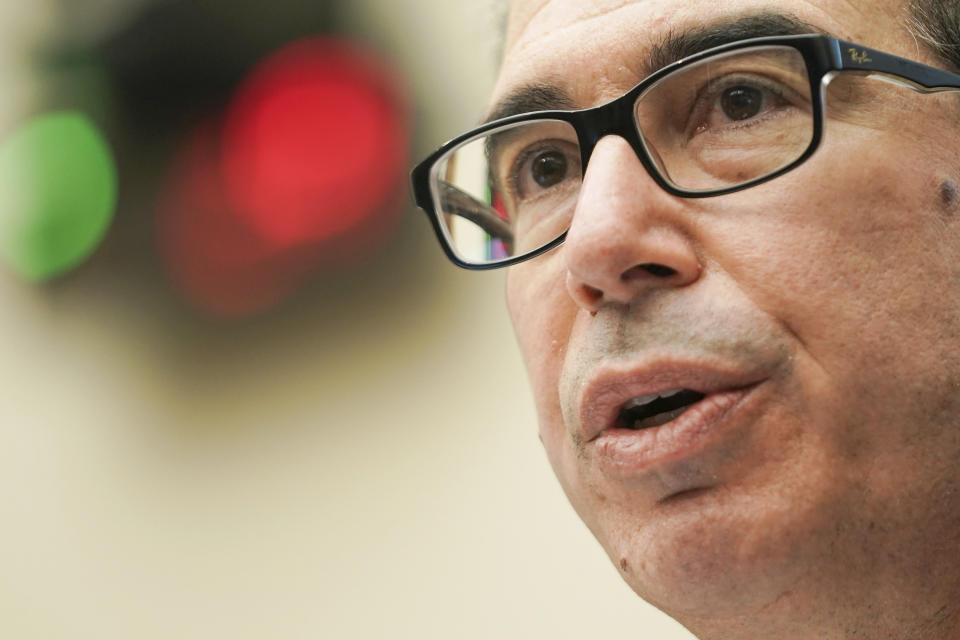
[506,258,575,425]
[506,258,591,493]
[715,124,957,347]
[708,124,960,462]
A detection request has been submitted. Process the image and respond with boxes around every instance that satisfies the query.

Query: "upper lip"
[577,358,766,443]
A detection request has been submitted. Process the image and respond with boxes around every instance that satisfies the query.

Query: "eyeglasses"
[410,34,960,269]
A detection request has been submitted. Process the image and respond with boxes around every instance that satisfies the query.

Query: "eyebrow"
[484,84,577,125]
[483,11,826,124]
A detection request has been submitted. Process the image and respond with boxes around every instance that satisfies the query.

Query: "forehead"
[495,0,908,108]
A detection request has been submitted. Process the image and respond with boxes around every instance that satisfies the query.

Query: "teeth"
[616,388,707,430]
[622,388,685,410]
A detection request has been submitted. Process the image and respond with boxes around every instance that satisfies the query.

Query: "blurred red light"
[157,126,311,317]
[221,37,408,250]
[157,37,409,318]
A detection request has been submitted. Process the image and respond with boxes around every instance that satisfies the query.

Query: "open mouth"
[614,389,706,430]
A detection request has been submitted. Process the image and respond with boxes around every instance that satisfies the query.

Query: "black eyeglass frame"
[411,34,960,270]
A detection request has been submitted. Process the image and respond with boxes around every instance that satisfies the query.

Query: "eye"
[689,76,795,136]
[720,85,765,121]
[530,150,568,188]
[509,140,581,200]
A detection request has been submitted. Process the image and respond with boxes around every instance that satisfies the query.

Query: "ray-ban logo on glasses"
[848,48,873,64]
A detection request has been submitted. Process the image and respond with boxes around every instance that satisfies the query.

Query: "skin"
[496,1,960,638]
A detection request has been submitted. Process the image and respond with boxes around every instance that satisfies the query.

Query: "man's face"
[498,0,960,632]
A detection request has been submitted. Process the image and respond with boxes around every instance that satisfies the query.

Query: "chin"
[587,475,842,621]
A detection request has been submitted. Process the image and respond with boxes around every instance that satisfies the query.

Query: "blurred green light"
[0,112,117,281]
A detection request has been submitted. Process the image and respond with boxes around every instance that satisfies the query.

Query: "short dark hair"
[908,0,960,70]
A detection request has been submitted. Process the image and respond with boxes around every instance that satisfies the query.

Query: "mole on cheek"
[940,180,958,218]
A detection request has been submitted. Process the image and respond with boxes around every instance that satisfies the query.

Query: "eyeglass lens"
[431,45,814,266]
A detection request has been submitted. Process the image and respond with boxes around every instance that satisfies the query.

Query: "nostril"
[627,263,677,279]
[583,284,603,302]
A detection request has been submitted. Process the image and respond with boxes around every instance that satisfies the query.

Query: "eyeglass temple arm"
[834,39,960,92]
[437,181,514,242]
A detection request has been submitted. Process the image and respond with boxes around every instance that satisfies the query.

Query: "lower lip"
[590,386,758,475]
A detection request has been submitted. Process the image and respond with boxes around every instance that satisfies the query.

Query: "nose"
[564,135,702,312]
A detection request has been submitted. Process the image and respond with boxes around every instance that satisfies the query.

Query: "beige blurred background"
[0,1,695,637]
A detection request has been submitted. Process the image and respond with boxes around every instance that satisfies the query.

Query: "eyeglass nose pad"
[575,97,635,164]
[574,94,666,188]
[577,132,667,192]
